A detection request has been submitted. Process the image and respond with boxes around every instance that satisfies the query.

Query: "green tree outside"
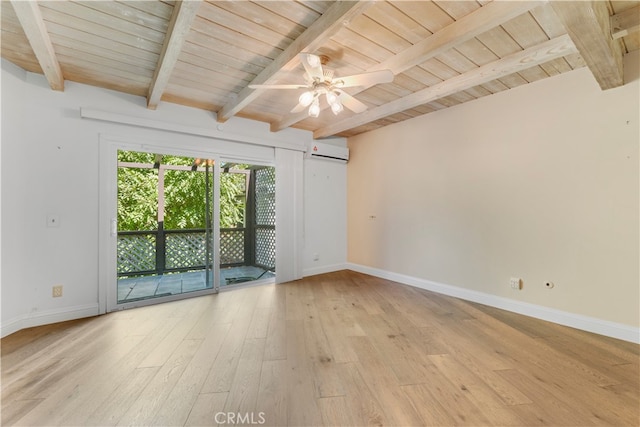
[117,150,247,231]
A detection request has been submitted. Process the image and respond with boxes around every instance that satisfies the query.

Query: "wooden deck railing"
[117,228,245,276]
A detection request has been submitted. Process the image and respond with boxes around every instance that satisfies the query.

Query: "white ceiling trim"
[80,108,307,152]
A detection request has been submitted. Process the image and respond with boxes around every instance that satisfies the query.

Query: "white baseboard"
[303,263,349,278]
[1,304,100,338]
[347,263,640,344]
[4,267,637,344]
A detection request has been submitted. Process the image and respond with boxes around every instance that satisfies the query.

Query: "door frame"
[99,134,223,313]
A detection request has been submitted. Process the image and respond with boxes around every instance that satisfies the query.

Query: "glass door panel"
[219,164,276,286]
[116,150,218,303]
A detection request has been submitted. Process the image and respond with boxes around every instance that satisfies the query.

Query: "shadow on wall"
[624,50,640,84]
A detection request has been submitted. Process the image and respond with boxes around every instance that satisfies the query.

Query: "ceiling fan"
[249,53,394,118]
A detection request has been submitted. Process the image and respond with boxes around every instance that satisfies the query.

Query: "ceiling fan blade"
[300,53,324,82]
[338,91,368,114]
[334,69,394,88]
[249,84,307,89]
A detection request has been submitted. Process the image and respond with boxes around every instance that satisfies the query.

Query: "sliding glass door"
[116,150,218,304]
[99,142,278,313]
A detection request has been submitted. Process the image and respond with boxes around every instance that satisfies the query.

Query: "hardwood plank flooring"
[2,270,638,426]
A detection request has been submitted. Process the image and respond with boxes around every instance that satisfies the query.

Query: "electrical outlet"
[52,285,63,298]
[510,277,522,290]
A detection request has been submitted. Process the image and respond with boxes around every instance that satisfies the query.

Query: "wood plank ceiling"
[2,1,639,139]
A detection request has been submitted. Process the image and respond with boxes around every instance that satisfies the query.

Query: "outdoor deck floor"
[117,266,274,303]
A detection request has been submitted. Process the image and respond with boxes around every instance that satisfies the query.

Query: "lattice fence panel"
[254,167,276,270]
[255,227,275,269]
[220,229,245,265]
[166,232,207,270]
[118,234,155,274]
[255,167,275,226]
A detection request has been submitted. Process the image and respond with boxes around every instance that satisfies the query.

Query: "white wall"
[0,59,347,336]
[0,61,27,330]
[348,52,639,341]
[303,157,348,276]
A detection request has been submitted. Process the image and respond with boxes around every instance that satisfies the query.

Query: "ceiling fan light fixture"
[306,54,321,68]
[298,90,315,107]
[309,99,320,118]
[252,53,390,118]
[326,91,338,106]
[330,99,344,115]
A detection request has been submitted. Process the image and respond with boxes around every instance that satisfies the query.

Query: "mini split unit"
[305,142,349,162]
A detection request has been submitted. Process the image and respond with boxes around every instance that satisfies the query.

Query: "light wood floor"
[2,270,638,426]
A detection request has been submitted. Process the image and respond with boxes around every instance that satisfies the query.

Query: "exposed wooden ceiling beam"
[314,34,578,139]
[611,5,640,40]
[271,0,543,132]
[147,0,201,110]
[216,0,373,123]
[372,0,545,75]
[10,0,64,91]
[550,0,623,90]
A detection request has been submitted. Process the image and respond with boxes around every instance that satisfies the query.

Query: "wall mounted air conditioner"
[305,142,349,163]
